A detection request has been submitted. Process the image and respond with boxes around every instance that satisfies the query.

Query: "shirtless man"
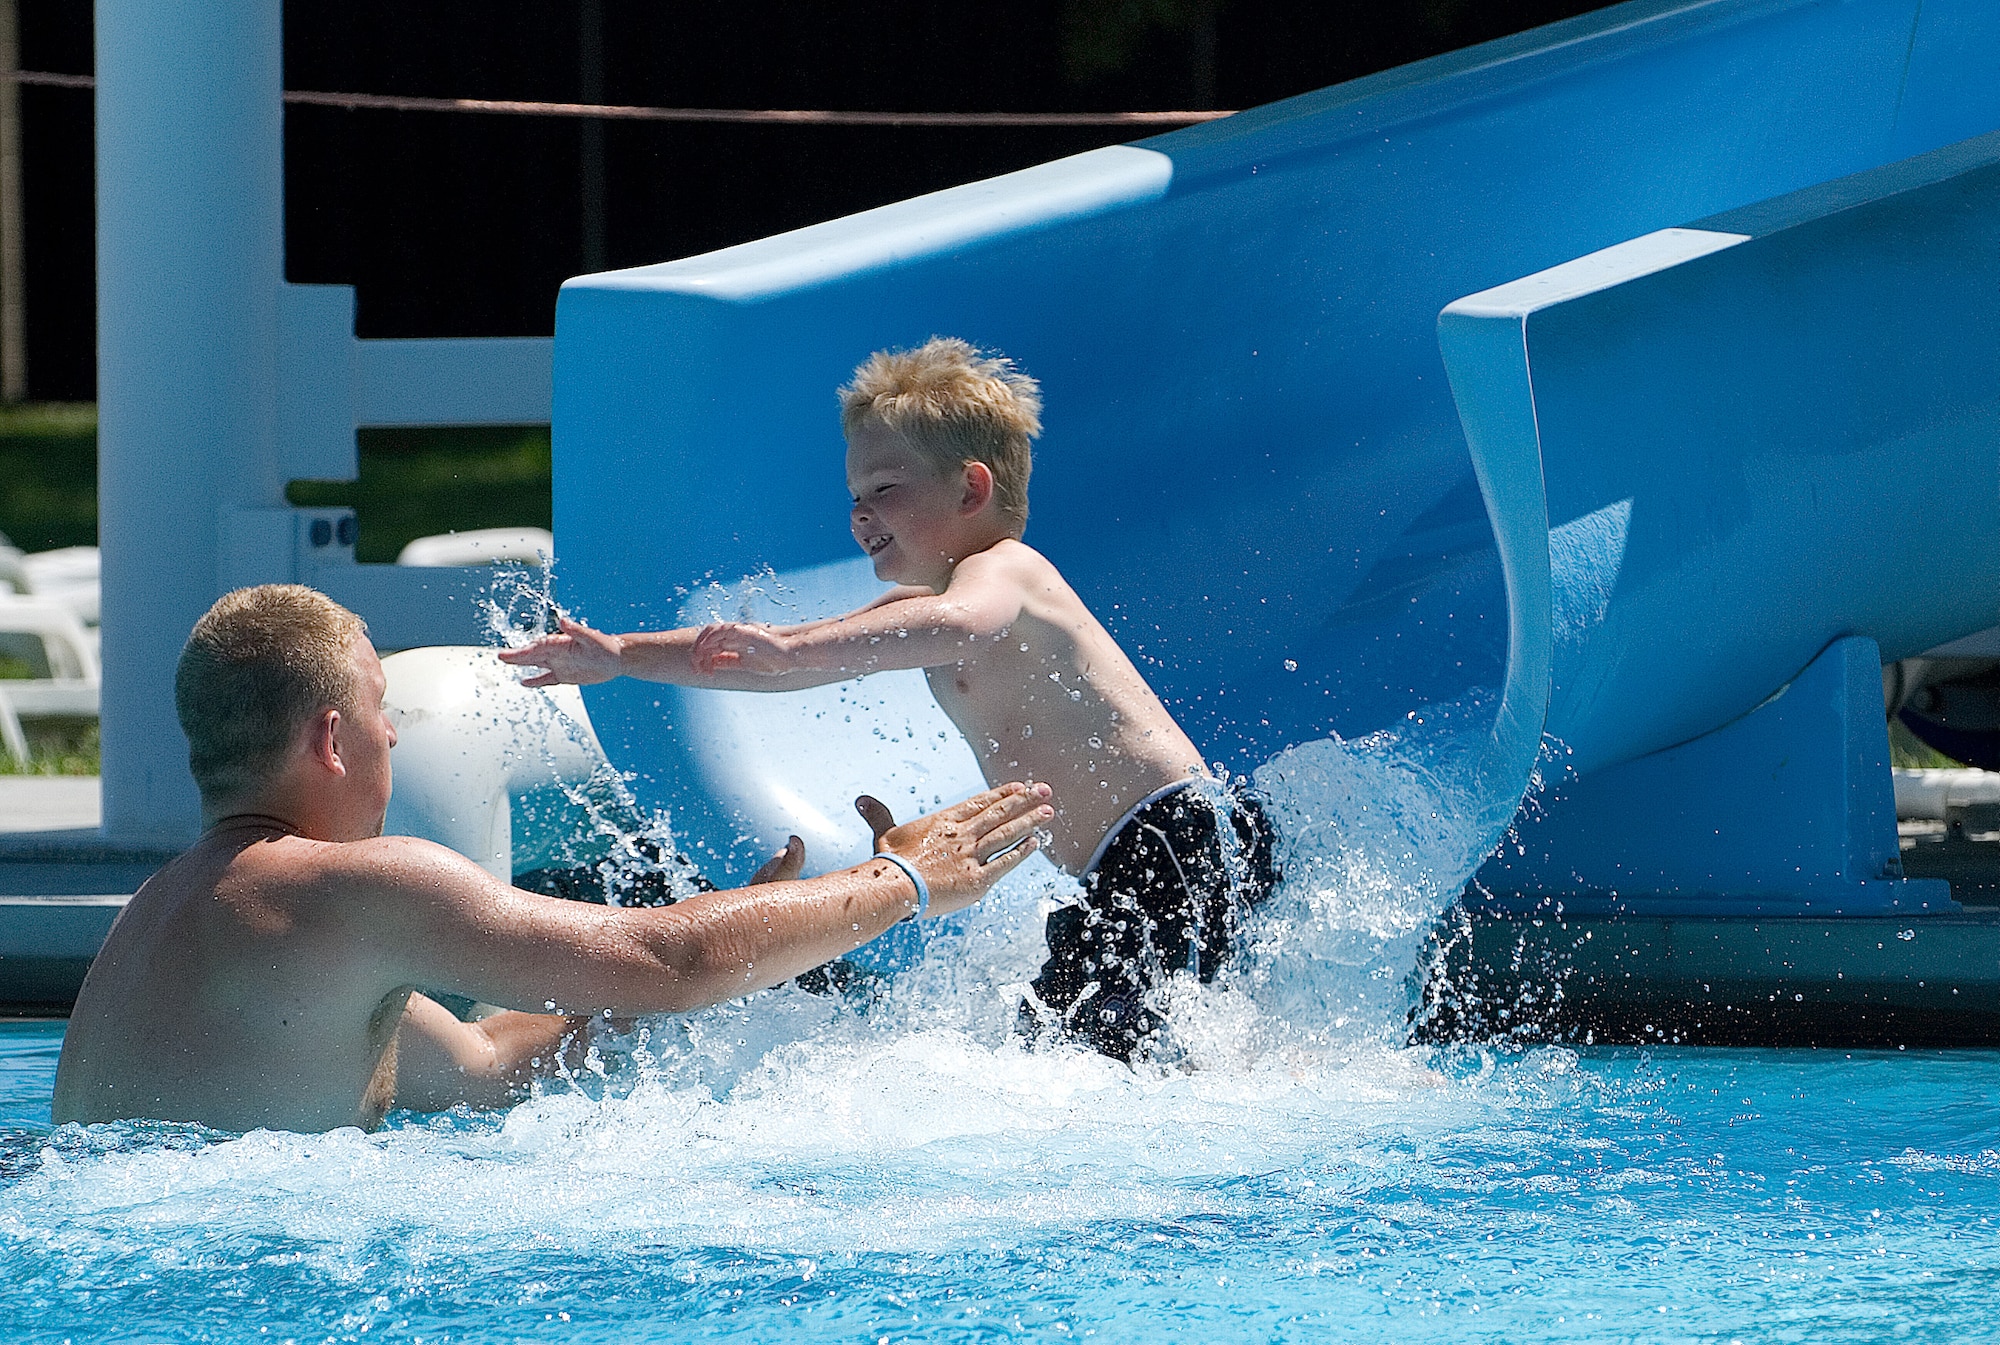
[502,338,1279,1061]
[52,584,1050,1133]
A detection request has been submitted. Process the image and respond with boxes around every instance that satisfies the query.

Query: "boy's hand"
[856,782,1052,917]
[692,622,793,676]
[498,615,625,686]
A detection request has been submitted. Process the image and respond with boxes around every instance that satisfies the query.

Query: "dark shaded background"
[18,0,1608,400]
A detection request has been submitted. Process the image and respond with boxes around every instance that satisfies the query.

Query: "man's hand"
[856,782,1052,917]
[691,622,793,676]
[498,616,625,687]
[750,835,805,885]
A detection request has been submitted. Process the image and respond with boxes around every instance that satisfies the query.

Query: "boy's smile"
[846,419,1000,591]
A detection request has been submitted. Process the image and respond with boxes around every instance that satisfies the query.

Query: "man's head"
[840,339,1041,582]
[176,585,394,834]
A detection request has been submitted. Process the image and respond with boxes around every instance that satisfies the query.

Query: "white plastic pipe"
[1892,767,2000,821]
[381,647,609,879]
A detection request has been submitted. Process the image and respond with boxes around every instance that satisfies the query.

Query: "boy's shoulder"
[949,539,1078,603]
[954,539,1094,619]
[957,537,1057,581]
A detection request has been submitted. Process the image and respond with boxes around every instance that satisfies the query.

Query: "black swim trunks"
[1026,779,1281,1062]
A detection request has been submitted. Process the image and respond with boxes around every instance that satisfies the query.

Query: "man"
[53,585,1051,1133]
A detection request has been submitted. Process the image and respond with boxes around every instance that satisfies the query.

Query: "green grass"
[0,409,550,777]
[289,425,552,564]
[0,405,552,568]
[0,403,97,552]
[1889,716,1965,770]
[0,718,99,776]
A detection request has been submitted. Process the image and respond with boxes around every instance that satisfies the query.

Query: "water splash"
[475,547,1509,1057]
[479,550,562,650]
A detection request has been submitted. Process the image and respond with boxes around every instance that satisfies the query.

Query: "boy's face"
[846,419,974,589]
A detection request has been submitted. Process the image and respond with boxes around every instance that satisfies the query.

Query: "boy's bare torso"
[927,541,1208,873]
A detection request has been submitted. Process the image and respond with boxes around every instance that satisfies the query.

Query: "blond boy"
[504,338,1278,1059]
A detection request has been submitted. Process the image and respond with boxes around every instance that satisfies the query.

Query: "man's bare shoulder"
[310,833,498,903]
[211,831,495,922]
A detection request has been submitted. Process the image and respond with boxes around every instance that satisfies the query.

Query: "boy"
[503,338,1278,1060]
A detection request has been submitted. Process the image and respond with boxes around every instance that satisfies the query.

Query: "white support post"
[96,0,285,845]
[92,3,558,845]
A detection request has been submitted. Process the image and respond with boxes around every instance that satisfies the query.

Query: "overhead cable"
[9,71,1232,127]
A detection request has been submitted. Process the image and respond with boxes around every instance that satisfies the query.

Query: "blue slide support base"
[1471,637,1955,917]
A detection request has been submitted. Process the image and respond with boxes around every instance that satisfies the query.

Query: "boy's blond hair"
[839,337,1042,534]
[175,585,370,804]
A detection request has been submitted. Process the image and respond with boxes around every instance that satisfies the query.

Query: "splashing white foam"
[194,556,1531,1264]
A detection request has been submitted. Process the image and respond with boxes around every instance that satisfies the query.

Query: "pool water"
[3,734,1998,1343]
[5,1019,2000,1344]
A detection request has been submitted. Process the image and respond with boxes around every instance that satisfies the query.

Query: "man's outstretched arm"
[349,782,1052,1020]
[388,836,813,1113]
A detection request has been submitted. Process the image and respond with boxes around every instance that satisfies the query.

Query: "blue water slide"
[553,0,2000,883]
[1456,131,2000,913]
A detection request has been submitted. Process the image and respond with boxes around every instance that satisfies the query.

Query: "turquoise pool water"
[6,1016,2000,1343]
[4,733,1997,1344]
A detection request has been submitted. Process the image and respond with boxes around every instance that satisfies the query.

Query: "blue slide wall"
[553,0,2000,880]
[1448,132,2000,911]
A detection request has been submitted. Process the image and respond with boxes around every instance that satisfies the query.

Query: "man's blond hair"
[839,337,1042,534]
[175,585,370,804]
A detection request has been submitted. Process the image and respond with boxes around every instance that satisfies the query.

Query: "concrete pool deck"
[0,777,103,838]
[1417,904,2000,1048]
[1416,825,2000,1048]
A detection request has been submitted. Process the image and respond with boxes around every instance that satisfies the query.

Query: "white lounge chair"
[0,544,28,597]
[19,546,101,627]
[396,527,553,568]
[0,594,101,763]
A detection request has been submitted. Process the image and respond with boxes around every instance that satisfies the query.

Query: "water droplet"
[1284,659,1298,672]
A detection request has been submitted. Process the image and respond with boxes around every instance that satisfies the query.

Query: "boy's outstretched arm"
[693,553,1025,679]
[501,616,871,692]
[502,576,1005,690]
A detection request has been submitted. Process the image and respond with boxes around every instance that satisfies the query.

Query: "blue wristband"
[874,852,930,921]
